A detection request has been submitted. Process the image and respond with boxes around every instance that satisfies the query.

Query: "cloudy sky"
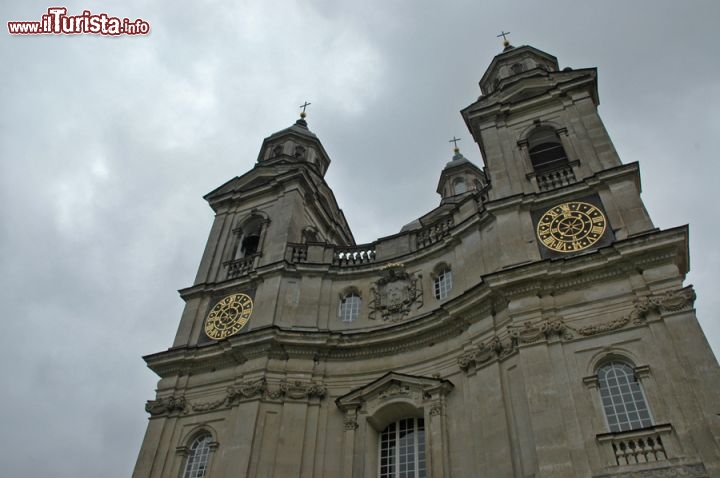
[2,1,719,476]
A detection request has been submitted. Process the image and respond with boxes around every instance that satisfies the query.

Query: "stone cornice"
[464,68,598,121]
[150,227,689,378]
[145,308,474,377]
[482,225,689,296]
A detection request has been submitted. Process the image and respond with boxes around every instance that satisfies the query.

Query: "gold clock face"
[204,293,253,340]
[537,201,606,253]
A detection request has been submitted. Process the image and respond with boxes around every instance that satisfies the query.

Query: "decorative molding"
[343,415,359,431]
[227,377,267,403]
[378,383,419,401]
[457,287,696,375]
[576,287,695,337]
[191,397,227,412]
[369,265,423,322]
[172,377,329,414]
[457,336,511,371]
[148,285,694,379]
[145,395,186,416]
[336,372,454,418]
[275,380,327,400]
[509,317,573,344]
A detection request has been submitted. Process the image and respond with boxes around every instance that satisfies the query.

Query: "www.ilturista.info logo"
[8,7,150,35]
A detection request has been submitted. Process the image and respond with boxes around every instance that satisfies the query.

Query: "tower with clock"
[133,41,720,478]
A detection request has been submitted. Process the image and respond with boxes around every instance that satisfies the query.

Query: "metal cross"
[449,136,462,149]
[497,31,511,42]
[299,101,311,114]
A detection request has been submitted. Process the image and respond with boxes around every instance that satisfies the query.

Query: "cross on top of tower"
[299,101,311,119]
[449,136,462,152]
[497,30,511,48]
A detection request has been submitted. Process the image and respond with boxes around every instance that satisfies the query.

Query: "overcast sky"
[2,1,719,476]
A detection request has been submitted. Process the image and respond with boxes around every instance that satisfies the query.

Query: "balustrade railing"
[536,164,577,191]
[289,244,308,263]
[224,254,259,278]
[597,424,672,466]
[333,245,376,266]
[283,216,458,268]
[415,217,454,249]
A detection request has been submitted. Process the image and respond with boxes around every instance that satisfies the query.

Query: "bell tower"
[169,111,355,348]
[461,41,655,266]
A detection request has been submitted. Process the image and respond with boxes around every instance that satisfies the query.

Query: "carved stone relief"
[293,144,307,160]
[226,377,267,403]
[146,395,186,416]
[457,287,696,374]
[146,377,327,416]
[343,410,359,431]
[270,144,283,158]
[428,402,443,416]
[457,336,513,372]
[369,265,423,322]
[378,383,420,401]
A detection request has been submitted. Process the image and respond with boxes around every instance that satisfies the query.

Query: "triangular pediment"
[335,372,453,411]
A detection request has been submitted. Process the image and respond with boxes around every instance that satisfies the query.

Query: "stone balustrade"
[536,164,577,191]
[597,424,673,466]
[332,245,376,266]
[414,217,454,249]
[224,254,259,278]
[284,216,457,269]
[289,244,308,263]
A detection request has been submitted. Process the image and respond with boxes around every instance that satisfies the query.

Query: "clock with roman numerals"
[536,201,607,253]
[204,293,254,340]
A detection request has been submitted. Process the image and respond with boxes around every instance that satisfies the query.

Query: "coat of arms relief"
[369,264,423,321]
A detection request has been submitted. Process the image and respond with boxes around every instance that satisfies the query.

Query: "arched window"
[597,361,653,432]
[433,267,453,300]
[183,433,213,478]
[339,292,361,322]
[452,178,467,195]
[379,417,426,478]
[527,127,569,172]
[234,216,265,259]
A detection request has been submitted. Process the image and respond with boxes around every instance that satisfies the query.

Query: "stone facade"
[133,44,720,478]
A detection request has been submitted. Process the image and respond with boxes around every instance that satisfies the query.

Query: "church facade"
[133,43,720,478]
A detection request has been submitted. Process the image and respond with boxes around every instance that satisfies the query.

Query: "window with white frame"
[597,361,653,432]
[339,293,361,322]
[433,268,452,300]
[379,418,426,478]
[183,433,213,478]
